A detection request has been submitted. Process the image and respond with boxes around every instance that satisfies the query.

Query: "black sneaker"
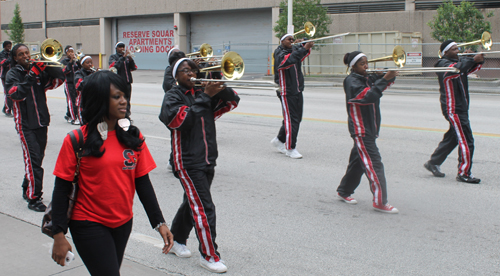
[28,199,47,212]
[424,161,445,177]
[64,115,71,123]
[22,189,28,201]
[456,174,481,184]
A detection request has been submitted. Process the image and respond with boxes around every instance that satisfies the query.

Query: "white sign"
[411,38,419,48]
[332,37,343,44]
[406,52,422,65]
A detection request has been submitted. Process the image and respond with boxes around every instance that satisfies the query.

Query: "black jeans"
[69,219,133,276]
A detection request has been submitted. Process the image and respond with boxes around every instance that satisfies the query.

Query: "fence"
[195,41,500,79]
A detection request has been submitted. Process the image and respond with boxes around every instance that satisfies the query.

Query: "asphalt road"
[0,80,499,275]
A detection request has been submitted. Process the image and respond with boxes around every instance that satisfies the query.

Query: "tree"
[6,3,25,44]
[427,0,493,49]
[274,0,332,40]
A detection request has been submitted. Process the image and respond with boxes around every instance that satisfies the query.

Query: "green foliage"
[7,3,25,44]
[427,0,493,49]
[274,0,332,40]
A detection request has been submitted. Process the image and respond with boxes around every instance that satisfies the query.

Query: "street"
[0,78,499,275]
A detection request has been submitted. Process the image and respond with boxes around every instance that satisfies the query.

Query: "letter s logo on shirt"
[123,149,137,170]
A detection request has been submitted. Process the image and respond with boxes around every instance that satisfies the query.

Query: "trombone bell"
[293,22,316,37]
[367,46,406,68]
[200,51,245,80]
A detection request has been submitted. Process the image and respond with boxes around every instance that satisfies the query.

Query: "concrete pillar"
[405,0,415,11]
[271,7,280,46]
[174,13,188,53]
[99,17,112,68]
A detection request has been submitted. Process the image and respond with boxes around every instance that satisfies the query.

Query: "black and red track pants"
[2,78,12,115]
[276,92,303,150]
[337,136,388,206]
[17,126,47,200]
[64,82,78,121]
[171,165,221,262]
[429,112,474,177]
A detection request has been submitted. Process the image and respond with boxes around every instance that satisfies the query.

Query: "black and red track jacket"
[61,57,79,85]
[109,52,137,84]
[74,68,93,106]
[5,64,64,129]
[273,45,310,96]
[344,72,395,138]
[435,56,482,115]
[159,84,239,171]
[0,49,11,80]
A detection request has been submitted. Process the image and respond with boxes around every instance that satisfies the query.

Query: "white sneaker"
[169,241,192,258]
[71,119,80,125]
[199,256,227,273]
[286,149,303,159]
[271,137,286,154]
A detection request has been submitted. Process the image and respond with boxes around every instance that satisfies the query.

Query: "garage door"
[117,15,174,70]
[190,9,272,74]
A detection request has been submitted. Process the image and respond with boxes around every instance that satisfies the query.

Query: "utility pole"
[287,0,294,35]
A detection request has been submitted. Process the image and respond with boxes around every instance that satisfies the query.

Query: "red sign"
[121,29,175,53]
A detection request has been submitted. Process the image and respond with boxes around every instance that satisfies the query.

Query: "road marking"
[44,95,500,138]
[144,135,170,141]
[230,112,500,138]
[130,232,164,248]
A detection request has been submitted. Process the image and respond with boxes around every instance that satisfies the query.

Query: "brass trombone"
[126,45,141,58]
[367,46,406,68]
[364,46,459,74]
[438,31,492,58]
[190,51,278,89]
[366,67,459,74]
[198,51,245,80]
[187,43,213,60]
[293,22,315,37]
[294,32,350,45]
[29,38,64,67]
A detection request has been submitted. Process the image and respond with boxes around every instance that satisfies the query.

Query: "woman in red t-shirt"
[50,71,173,275]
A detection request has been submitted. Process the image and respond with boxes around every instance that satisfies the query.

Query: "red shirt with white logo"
[53,125,156,228]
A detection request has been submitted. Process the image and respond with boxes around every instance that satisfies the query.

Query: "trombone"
[366,67,460,74]
[365,46,460,74]
[29,38,64,67]
[367,45,406,68]
[187,43,213,60]
[293,22,315,37]
[190,51,278,89]
[458,50,500,56]
[126,45,141,58]
[438,31,492,58]
[294,32,350,45]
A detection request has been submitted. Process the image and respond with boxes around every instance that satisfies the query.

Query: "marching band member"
[5,43,64,211]
[162,47,183,93]
[61,45,80,124]
[423,40,484,183]
[109,41,137,99]
[1,40,13,117]
[271,34,313,159]
[74,55,96,124]
[336,51,399,214]
[159,58,239,273]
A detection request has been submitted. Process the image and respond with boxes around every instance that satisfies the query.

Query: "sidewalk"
[0,212,168,276]
[133,70,500,94]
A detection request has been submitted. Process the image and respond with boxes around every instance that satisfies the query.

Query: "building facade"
[1,0,499,73]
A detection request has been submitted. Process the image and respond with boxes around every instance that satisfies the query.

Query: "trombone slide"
[366,67,460,74]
